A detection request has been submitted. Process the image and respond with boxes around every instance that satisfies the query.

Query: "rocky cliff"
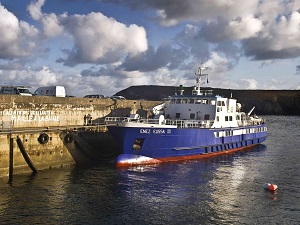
[115,86,300,115]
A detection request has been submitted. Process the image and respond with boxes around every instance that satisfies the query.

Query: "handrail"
[104,117,214,128]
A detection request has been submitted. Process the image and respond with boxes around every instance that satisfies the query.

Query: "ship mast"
[192,65,208,95]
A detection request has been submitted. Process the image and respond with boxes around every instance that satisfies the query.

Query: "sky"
[0,0,300,97]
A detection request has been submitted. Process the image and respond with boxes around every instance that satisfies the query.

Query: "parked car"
[0,86,32,96]
[83,94,105,98]
[110,95,126,100]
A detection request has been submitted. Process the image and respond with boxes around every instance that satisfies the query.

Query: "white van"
[34,86,66,97]
[0,86,32,96]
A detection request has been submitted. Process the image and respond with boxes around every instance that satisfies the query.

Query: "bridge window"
[190,113,195,119]
[202,99,208,104]
[210,100,216,105]
[225,116,233,121]
[176,99,182,104]
[182,99,188,104]
[189,99,195,104]
[176,113,180,119]
[218,101,225,106]
[195,99,202,104]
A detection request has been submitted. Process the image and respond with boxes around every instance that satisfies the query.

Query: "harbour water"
[0,116,299,224]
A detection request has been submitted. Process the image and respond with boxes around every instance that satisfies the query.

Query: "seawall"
[0,95,161,179]
[0,95,160,128]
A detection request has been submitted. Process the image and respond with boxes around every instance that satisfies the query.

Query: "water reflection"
[0,168,73,224]
[1,116,300,225]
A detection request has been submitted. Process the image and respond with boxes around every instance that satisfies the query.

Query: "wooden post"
[16,136,38,174]
[8,135,13,184]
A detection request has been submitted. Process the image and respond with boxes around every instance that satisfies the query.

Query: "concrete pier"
[0,95,160,178]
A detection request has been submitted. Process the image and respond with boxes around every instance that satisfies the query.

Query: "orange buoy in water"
[264,183,278,191]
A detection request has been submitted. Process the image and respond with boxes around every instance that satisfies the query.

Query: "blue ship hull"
[107,124,267,166]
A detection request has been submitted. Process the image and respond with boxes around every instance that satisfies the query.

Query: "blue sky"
[0,0,300,97]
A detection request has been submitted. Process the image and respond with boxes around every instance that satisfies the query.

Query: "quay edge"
[0,95,160,178]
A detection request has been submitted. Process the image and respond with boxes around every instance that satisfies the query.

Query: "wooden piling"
[8,135,14,183]
[16,136,38,174]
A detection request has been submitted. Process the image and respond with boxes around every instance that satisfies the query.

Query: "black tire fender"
[64,133,73,143]
[38,133,49,144]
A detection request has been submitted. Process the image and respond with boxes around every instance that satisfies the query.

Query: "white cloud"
[41,13,65,37]
[1,0,300,94]
[244,11,300,60]
[27,0,148,65]
[110,0,259,26]
[0,66,61,90]
[203,52,231,74]
[241,79,258,89]
[27,0,45,20]
[0,4,39,58]
[227,16,263,39]
[202,16,263,42]
[58,12,148,65]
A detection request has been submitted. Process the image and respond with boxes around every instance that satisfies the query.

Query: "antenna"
[193,64,208,95]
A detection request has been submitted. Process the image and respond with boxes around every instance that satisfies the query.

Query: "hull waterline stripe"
[116,143,260,167]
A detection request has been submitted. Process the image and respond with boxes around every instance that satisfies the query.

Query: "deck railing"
[104,117,214,128]
[105,116,265,128]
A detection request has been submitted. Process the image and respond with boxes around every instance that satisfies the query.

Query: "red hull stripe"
[116,144,259,167]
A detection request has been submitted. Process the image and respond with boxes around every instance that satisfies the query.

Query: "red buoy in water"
[264,183,278,191]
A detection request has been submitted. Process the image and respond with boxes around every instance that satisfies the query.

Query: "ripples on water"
[0,116,299,224]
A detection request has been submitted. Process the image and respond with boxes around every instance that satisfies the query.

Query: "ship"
[105,66,267,167]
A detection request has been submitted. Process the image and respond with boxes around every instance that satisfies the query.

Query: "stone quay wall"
[0,95,161,129]
[0,95,161,179]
